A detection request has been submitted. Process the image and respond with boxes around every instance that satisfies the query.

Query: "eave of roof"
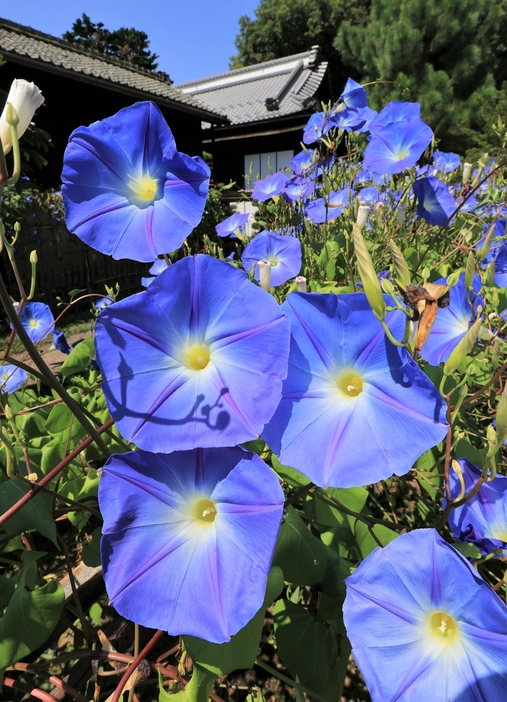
[175,46,327,126]
[0,17,229,124]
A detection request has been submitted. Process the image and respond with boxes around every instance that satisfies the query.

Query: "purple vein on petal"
[108,522,197,601]
[210,316,284,350]
[100,317,176,358]
[72,198,133,230]
[71,137,131,183]
[129,370,191,440]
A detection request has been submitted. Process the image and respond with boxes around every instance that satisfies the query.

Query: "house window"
[244,150,294,188]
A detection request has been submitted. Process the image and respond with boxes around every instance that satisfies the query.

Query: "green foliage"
[158,665,216,702]
[230,0,370,96]
[336,0,505,144]
[0,579,65,676]
[63,13,169,79]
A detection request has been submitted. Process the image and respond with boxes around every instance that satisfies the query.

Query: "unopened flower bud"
[258,260,271,291]
[0,79,44,154]
[462,162,473,184]
[396,205,407,225]
[295,276,307,292]
[30,250,38,264]
[353,224,386,321]
[356,204,370,231]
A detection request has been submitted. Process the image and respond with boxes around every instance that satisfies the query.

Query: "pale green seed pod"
[353,224,386,321]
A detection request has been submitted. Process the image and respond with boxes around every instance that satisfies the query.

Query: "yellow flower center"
[337,371,363,397]
[192,499,217,524]
[488,524,507,543]
[268,256,280,267]
[184,343,210,371]
[429,612,459,643]
[29,320,38,328]
[129,174,159,203]
[394,148,409,160]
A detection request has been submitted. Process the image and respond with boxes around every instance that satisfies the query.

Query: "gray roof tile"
[176,47,327,125]
[0,18,228,123]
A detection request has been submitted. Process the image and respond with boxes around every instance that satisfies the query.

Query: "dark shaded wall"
[205,114,312,186]
[1,59,204,188]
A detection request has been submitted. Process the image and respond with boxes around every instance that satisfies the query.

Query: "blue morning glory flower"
[420,273,482,366]
[291,149,320,177]
[0,365,28,393]
[283,176,315,201]
[262,293,448,488]
[99,446,284,643]
[358,186,384,205]
[95,255,290,452]
[368,101,421,133]
[242,231,302,286]
[142,259,170,288]
[17,302,54,343]
[433,150,460,173]
[364,118,433,174]
[52,330,71,354]
[339,78,367,110]
[446,458,507,557]
[305,186,353,224]
[413,176,456,226]
[329,107,367,132]
[302,112,334,144]
[251,172,289,201]
[343,528,507,702]
[215,213,250,239]
[62,102,210,262]
[150,259,169,276]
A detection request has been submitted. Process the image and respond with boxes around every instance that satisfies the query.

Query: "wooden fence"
[2,200,151,312]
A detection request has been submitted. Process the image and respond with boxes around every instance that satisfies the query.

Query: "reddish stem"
[3,677,59,702]
[111,630,164,702]
[0,419,113,529]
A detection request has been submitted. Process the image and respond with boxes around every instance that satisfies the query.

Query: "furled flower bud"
[356,204,370,231]
[462,162,473,184]
[0,79,44,154]
[258,259,272,291]
[295,275,307,292]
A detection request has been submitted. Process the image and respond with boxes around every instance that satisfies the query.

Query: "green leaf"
[184,566,284,675]
[271,455,309,488]
[60,469,100,530]
[46,403,87,452]
[0,478,58,545]
[158,664,215,702]
[354,520,398,558]
[416,449,440,500]
[273,599,345,701]
[304,487,368,528]
[0,580,65,675]
[82,527,102,567]
[272,506,335,585]
[452,542,482,559]
[60,338,95,378]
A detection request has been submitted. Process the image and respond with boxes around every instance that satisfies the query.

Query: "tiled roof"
[176,47,327,126]
[0,17,228,123]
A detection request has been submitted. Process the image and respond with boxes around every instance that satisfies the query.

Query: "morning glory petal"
[99,446,284,643]
[344,529,507,702]
[62,102,210,262]
[241,231,302,286]
[95,255,290,452]
[263,292,448,488]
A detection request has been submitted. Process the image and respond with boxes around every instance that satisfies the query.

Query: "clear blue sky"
[0,0,260,84]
